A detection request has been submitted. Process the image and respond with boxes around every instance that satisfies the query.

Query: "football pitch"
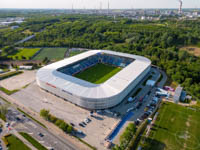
[74,63,121,84]
[143,102,200,150]
[33,48,67,61]
[7,48,40,60]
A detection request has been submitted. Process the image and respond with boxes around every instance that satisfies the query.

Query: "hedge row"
[0,71,23,80]
[40,109,73,134]
[127,120,148,150]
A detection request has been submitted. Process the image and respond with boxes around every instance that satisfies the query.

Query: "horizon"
[0,8,199,10]
[0,0,199,9]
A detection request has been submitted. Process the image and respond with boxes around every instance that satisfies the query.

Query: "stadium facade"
[36,50,151,110]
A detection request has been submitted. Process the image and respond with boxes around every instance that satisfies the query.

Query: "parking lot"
[8,67,165,150]
[0,70,36,91]
[11,80,119,150]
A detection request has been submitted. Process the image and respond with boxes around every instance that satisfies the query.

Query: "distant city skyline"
[0,0,199,9]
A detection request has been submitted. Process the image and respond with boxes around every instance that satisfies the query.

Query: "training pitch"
[33,48,67,60]
[74,63,122,84]
[143,102,200,150]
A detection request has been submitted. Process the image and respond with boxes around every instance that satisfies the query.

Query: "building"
[19,65,33,70]
[36,50,151,110]
[173,85,186,103]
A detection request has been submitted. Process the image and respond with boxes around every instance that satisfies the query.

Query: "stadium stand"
[58,53,134,76]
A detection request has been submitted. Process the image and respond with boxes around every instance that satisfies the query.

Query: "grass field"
[19,132,47,150]
[74,63,122,84]
[142,102,200,150]
[5,134,30,150]
[7,48,40,60]
[69,51,85,57]
[33,48,67,60]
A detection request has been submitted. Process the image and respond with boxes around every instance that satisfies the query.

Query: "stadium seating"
[58,53,134,76]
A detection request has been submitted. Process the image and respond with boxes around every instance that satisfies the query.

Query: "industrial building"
[36,50,151,110]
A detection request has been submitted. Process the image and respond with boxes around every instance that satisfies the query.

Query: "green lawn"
[142,102,200,150]
[74,63,121,84]
[33,48,67,61]
[69,51,85,57]
[5,134,30,150]
[19,132,47,150]
[7,48,40,60]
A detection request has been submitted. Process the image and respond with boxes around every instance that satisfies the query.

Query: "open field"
[33,48,67,60]
[7,48,40,60]
[74,63,122,84]
[143,102,200,150]
[181,46,200,57]
[5,134,30,150]
[19,132,47,150]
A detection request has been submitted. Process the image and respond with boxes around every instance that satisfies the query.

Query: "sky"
[0,0,199,9]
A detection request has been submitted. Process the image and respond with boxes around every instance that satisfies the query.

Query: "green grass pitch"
[33,48,67,61]
[74,63,122,84]
[7,48,40,60]
[142,102,200,150]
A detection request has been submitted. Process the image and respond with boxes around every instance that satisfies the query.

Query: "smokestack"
[107,1,110,15]
[178,0,183,14]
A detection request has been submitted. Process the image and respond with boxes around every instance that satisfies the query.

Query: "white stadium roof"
[37,50,151,99]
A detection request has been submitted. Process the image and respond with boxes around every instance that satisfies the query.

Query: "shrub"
[40,109,50,120]
[67,125,73,133]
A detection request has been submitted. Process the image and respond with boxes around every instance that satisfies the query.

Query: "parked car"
[5,122,10,127]
[77,130,84,135]
[82,121,87,126]
[79,123,85,127]
[70,122,75,127]
[38,132,44,137]
[84,118,91,123]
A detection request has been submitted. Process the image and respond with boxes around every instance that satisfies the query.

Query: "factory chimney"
[107,1,110,15]
[178,0,183,14]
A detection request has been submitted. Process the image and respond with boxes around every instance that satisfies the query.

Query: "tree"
[0,104,8,121]
[49,115,57,123]
[55,119,63,127]
[58,120,68,131]
[67,125,73,133]
[40,109,50,120]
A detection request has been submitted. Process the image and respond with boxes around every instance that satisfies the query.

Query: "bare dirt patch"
[186,121,190,127]
[181,46,200,57]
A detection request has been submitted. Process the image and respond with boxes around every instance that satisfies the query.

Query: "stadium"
[36,50,151,110]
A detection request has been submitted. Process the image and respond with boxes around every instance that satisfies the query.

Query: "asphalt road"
[0,98,79,150]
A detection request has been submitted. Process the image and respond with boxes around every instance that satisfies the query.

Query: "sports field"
[74,63,121,84]
[7,48,40,60]
[33,48,67,60]
[143,102,200,150]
